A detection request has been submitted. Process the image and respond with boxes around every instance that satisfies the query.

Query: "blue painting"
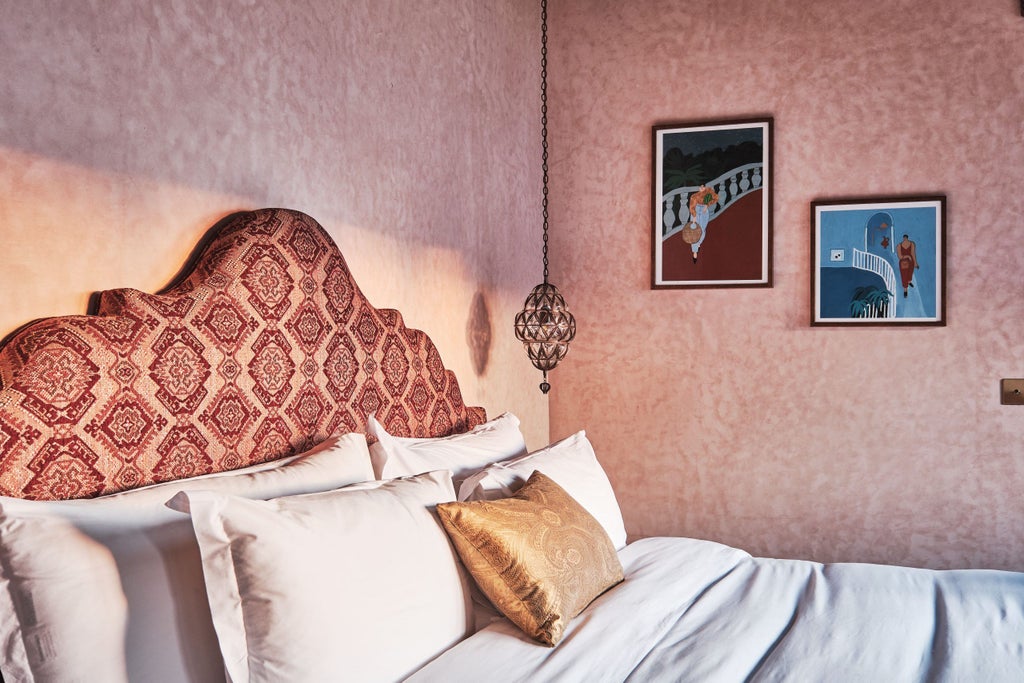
[812,197,945,325]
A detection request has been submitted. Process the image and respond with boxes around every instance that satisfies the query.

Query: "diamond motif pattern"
[381,334,411,397]
[91,394,165,452]
[355,379,390,424]
[138,293,196,319]
[322,255,355,323]
[154,425,212,482]
[149,328,211,415]
[251,416,296,463]
[383,403,411,437]
[196,295,255,350]
[0,209,484,500]
[430,401,453,437]
[12,328,100,426]
[25,437,105,500]
[354,307,382,348]
[79,314,146,351]
[286,383,329,434]
[285,219,327,268]
[407,376,434,422]
[284,300,330,354]
[324,332,358,403]
[240,244,294,321]
[249,329,296,408]
[200,386,260,444]
[425,341,447,392]
[326,410,357,439]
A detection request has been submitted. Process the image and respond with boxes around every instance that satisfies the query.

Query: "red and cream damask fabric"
[0,209,485,500]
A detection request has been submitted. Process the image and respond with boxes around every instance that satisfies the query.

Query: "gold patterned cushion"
[436,470,624,646]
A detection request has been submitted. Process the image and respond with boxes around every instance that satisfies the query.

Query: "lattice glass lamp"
[515,0,574,395]
[514,282,575,393]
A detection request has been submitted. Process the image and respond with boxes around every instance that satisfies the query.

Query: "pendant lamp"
[514,0,575,395]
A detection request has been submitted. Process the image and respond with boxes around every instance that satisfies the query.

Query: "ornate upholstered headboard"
[0,209,485,500]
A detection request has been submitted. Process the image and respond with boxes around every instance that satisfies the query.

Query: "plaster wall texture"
[548,0,1024,569]
[0,0,549,447]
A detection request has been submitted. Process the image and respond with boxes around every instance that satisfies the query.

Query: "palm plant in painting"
[662,164,705,194]
[849,285,893,318]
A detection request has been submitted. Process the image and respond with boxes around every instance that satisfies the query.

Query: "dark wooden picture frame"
[651,117,773,289]
[811,195,947,326]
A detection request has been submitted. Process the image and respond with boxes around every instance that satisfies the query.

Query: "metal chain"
[540,0,550,284]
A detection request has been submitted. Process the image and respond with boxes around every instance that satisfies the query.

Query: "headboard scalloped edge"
[0,208,485,500]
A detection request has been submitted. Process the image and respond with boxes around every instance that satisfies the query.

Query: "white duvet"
[408,537,1024,682]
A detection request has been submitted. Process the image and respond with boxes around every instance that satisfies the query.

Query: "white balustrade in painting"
[851,248,897,319]
[661,163,763,240]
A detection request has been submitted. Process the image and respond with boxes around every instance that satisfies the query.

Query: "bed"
[0,208,1021,682]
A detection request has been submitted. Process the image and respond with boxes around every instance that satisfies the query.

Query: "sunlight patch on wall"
[0,147,548,448]
[0,148,239,337]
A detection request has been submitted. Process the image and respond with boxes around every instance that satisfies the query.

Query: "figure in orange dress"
[687,184,719,263]
[898,234,918,297]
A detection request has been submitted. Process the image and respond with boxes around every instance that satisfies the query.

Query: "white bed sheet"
[408,536,1024,682]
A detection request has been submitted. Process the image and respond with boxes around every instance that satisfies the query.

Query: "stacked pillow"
[0,413,630,679]
[366,416,625,552]
[0,433,374,683]
[367,412,527,484]
[365,416,628,647]
[458,430,628,550]
[170,470,472,682]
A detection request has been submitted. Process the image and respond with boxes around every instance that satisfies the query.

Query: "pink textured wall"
[0,1,549,446]
[548,0,1024,569]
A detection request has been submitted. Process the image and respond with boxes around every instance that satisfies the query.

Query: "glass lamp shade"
[514,282,575,383]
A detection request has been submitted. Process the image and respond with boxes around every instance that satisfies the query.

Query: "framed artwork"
[651,117,772,289]
[811,196,946,326]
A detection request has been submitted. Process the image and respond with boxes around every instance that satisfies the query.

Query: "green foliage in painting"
[849,285,893,318]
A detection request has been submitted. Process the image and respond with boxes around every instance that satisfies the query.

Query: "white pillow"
[0,432,374,683]
[458,430,628,550]
[172,470,472,683]
[367,412,527,482]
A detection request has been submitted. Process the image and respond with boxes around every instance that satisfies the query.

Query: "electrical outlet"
[1000,379,1024,405]
[830,249,845,262]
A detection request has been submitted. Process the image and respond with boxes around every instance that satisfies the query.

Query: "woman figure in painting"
[687,183,719,263]
[898,233,918,297]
